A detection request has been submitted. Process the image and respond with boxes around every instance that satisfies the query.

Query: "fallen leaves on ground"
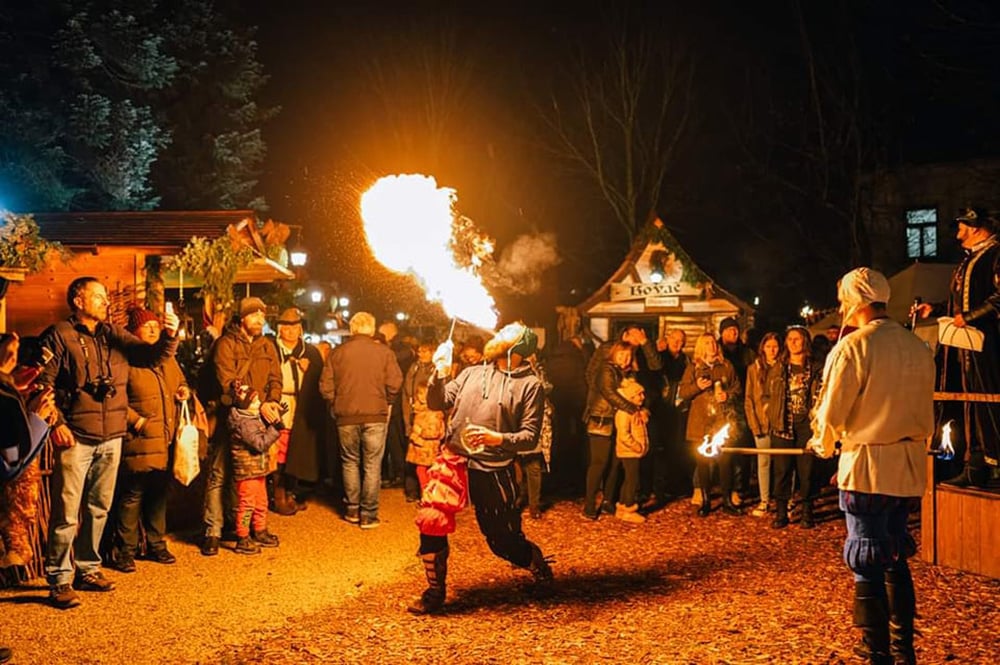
[218,490,1000,664]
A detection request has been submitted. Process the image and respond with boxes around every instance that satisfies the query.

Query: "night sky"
[241,0,1000,328]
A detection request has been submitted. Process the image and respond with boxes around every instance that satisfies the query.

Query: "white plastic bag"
[173,400,201,486]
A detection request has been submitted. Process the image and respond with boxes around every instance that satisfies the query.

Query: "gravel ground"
[3,489,1000,664]
[0,490,419,665]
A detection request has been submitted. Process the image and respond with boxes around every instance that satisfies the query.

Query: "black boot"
[722,492,742,516]
[854,581,892,665]
[800,499,815,529]
[886,568,917,665]
[943,452,989,488]
[408,546,449,614]
[771,500,789,529]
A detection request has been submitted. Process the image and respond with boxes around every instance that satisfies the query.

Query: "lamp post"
[288,225,308,268]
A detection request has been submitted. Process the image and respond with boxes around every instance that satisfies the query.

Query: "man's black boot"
[886,568,917,665]
[854,581,892,665]
[771,500,789,529]
[943,452,989,488]
[800,499,815,529]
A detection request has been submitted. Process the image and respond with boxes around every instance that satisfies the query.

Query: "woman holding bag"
[110,307,189,573]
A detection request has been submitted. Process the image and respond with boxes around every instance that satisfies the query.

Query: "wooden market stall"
[5,210,294,335]
[569,217,754,346]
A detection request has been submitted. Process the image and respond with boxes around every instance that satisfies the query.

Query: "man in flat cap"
[914,207,1000,487]
[199,296,282,555]
[811,268,934,665]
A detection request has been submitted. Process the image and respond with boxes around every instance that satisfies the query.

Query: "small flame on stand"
[938,420,955,460]
[360,174,497,330]
[697,424,731,458]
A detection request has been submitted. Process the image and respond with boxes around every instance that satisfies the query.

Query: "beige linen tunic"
[810,318,935,497]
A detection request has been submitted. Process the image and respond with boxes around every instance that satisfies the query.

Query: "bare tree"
[540,11,695,243]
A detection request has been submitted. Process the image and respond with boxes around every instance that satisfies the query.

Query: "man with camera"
[39,277,179,609]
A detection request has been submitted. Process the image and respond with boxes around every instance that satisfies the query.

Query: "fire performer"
[808,268,934,665]
[408,321,553,615]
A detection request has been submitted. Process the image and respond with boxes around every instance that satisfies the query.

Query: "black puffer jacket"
[39,316,178,445]
[124,358,187,473]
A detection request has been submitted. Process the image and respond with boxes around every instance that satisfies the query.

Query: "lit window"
[905,208,937,258]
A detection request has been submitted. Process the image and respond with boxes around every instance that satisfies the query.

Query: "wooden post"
[921,435,937,565]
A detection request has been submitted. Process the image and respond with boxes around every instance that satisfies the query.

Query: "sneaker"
[49,584,81,609]
[253,530,280,547]
[360,516,381,529]
[751,502,769,517]
[146,545,176,564]
[234,536,261,555]
[344,507,360,524]
[74,571,115,592]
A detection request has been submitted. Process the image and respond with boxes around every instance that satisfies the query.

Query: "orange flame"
[697,423,731,458]
[360,174,497,329]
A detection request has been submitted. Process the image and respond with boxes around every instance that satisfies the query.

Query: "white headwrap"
[838,267,891,310]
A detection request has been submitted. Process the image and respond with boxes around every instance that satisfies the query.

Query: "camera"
[84,376,117,401]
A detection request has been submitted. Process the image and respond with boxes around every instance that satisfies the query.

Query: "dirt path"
[3,490,999,664]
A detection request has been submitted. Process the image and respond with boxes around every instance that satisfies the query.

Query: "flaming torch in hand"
[697,424,731,458]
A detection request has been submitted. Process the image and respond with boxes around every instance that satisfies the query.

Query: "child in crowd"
[406,383,445,495]
[614,377,649,524]
[228,383,282,554]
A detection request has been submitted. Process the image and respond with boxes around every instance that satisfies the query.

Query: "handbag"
[173,400,201,486]
[586,415,613,437]
[937,317,985,352]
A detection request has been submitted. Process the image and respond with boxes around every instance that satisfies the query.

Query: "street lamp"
[395,311,408,322]
[338,297,350,308]
[289,225,307,267]
[310,290,324,304]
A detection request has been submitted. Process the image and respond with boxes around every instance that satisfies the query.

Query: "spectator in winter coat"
[614,377,649,524]
[199,297,282,557]
[111,307,189,573]
[40,277,179,609]
[228,383,282,555]
[319,312,402,529]
[679,333,742,518]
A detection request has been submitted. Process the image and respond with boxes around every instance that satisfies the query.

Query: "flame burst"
[697,423,731,458]
[360,174,497,330]
[939,420,955,460]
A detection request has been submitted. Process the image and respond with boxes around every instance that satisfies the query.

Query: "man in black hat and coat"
[915,207,1000,487]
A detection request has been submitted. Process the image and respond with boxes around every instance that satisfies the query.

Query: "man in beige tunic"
[809,268,934,665]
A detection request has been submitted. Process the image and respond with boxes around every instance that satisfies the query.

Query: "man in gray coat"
[320,312,402,529]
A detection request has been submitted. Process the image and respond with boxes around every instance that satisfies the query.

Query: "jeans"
[46,438,122,586]
[516,453,544,509]
[203,440,236,538]
[115,468,170,551]
[772,419,815,502]
[755,435,772,503]
[338,422,387,520]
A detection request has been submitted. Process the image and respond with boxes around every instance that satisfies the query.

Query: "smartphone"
[165,302,174,316]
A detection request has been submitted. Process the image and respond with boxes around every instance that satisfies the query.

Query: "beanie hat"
[838,267,891,309]
[239,297,267,319]
[126,306,158,333]
[276,307,303,326]
[232,382,258,410]
[618,377,645,402]
[719,317,740,336]
[483,321,536,361]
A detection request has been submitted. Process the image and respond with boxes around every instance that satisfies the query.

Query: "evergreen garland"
[167,236,253,311]
[0,212,65,272]
[637,221,708,286]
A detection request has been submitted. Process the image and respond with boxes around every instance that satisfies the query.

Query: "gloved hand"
[433,340,454,378]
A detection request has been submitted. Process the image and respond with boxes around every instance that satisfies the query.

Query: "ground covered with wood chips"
[2,488,999,664]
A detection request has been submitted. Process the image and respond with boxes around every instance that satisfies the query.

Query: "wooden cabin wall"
[5,247,148,336]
